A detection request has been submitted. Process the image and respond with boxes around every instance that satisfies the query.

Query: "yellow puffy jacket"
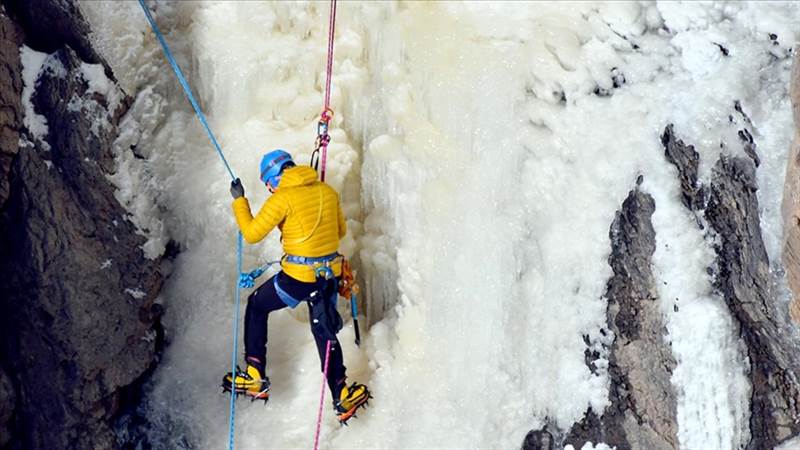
[232,165,346,282]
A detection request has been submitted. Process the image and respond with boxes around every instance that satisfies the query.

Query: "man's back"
[232,165,346,282]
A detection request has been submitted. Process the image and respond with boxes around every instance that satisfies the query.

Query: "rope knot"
[320,107,334,123]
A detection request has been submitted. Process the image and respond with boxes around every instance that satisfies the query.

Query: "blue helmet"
[260,149,293,188]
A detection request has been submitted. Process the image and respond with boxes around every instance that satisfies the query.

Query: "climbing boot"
[333,382,371,423]
[222,363,270,401]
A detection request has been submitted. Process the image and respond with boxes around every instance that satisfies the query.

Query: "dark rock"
[666,122,800,447]
[734,100,753,125]
[714,42,730,56]
[661,124,705,210]
[564,187,678,450]
[594,86,611,97]
[521,427,556,450]
[0,9,23,209]
[611,68,626,89]
[738,128,760,167]
[4,0,108,72]
[0,367,15,448]
[704,155,800,449]
[0,42,162,450]
[593,69,626,97]
[524,186,679,450]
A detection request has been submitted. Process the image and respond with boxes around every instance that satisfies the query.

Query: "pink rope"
[324,0,337,110]
[319,0,337,182]
[312,4,338,445]
[313,340,332,450]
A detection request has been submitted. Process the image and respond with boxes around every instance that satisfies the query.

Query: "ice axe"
[350,292,361,346]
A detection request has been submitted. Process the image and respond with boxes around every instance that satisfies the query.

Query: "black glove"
[230,178,244,199]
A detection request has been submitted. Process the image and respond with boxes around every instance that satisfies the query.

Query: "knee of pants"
[246,292,258,308]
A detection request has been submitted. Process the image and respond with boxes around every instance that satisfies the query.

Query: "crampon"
[221,365,270,403]
[335,382,372,424]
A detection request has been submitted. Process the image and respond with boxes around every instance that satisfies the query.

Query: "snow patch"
[565,443,616,450]
[80,62,123,113]
[776,435,800,450]
[125,288,147,300]
[19,45,50,150]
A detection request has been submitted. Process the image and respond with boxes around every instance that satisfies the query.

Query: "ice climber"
[222,149,370,422]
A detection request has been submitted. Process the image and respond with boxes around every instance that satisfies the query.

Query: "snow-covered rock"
[667,124,800,449]
[0,2,165,449]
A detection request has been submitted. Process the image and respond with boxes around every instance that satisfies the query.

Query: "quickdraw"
[310,107,334,176]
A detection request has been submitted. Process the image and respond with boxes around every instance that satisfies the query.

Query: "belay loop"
[310,108,334,173]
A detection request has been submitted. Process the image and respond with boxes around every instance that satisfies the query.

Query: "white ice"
[80,1,800,449]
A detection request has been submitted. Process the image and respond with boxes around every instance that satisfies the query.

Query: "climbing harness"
[285,252,342,271]
[274,253,342,307]
[137,2,244,449]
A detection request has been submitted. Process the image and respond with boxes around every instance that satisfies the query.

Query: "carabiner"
[317,120,329,138]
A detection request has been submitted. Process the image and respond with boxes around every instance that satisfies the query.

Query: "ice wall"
[80,1,800,449]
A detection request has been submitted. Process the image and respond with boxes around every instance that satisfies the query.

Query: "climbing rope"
[310,0,338,182]
[229,235,243,449]
[312,2,339,449]
[136,2,242,449]
[137,0,235,182]
[314,340,332,450]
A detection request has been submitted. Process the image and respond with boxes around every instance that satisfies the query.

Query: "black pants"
[244,271,346,396]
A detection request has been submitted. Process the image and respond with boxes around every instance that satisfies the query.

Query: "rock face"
[0,368,14,448]
[522,183,678,450]
[662,124,704,211]
[706,157,800,448]
[0,8,24,447]
[782,51,800,323]
[0,9,23,209]
[4,0,106,67]
[664,124,800,449]
[566,185,678,450]
[0,2,164,449]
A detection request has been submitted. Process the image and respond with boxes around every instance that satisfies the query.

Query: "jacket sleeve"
[337,197,347,239]
[232,195,289,244]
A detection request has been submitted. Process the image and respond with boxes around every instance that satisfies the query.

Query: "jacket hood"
[279,166,318,188]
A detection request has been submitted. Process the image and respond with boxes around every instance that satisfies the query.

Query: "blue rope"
[136,2,242,449]
[137,0,236,181]
[239,260,281,289]
[229,234,244,449]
